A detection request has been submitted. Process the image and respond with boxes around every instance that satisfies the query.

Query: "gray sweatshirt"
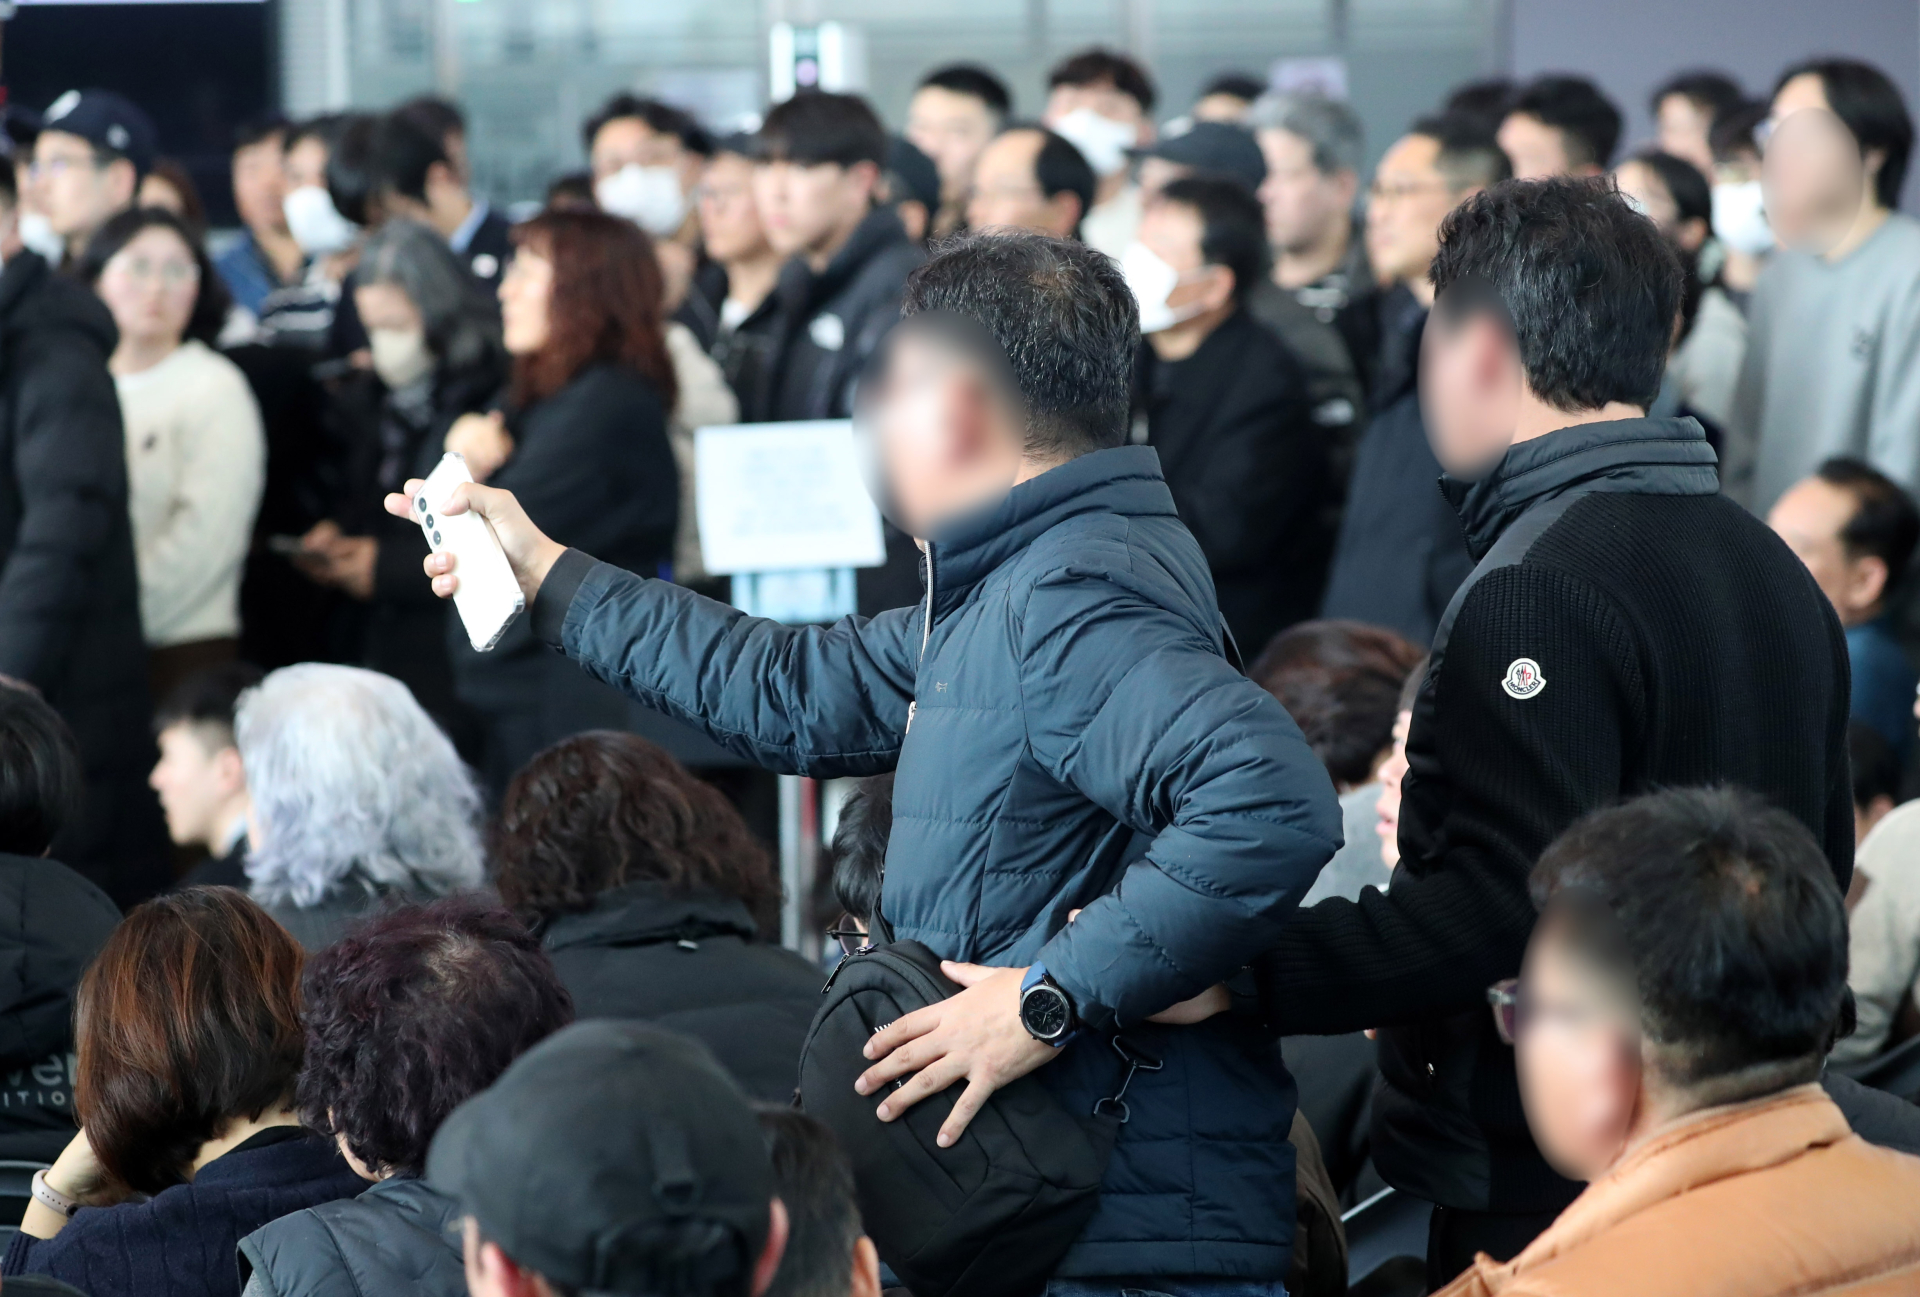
[1725,212,1920,512]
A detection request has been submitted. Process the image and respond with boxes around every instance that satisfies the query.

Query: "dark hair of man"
[79,206,233,347]
[233,111,289,154]
[1443,79,1517,133]
[919,64,1012,120]
[1775,58,1914,211]
[1430,176,1680,412]
[582,92,714,158]
[368,112,450,205]
[544,170,597,212]
[1248,620,1425,786]
[77,888,306,1193]
[1024,126,1098,239]
[0,683,80,857]
[396,94,466,145]
[829,772,892,926]
[1816,456,1920,582]
[1508,74,1623,170]
[1531,787,1847,1093]
[326,113,380,226]
[756,1108,862,1297]
[1849,720,1901,814]
[1650,70,1744,122]
[1709,100,1768,165]
[1156,175,1268,304]
[284,112,348,157]
[0,162,15,211]
[1632,149,1711,227]
[1202,72,1268,105]
[903,231,1138,459]
[759,93,887,169]
[1409,112,1514,193]
[1048,48,1157,114]
[154,661,265,748]
[494,730,778,927]
[297,896,575,1178]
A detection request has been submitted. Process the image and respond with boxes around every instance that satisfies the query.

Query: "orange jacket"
[1434,1085,1920,1297]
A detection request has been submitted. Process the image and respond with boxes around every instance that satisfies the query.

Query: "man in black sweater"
[1255,178,1853,1286]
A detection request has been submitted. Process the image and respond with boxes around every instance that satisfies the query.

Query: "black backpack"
[797,940,1156,1297]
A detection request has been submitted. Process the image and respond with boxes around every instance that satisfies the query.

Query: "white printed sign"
[695,420,887,575]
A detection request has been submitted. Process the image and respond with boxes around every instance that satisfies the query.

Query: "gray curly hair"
[236,664,485,908]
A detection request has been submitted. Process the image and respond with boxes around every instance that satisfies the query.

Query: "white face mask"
[1711,180,1773,256]
[1051,107,1138,179]
[595,164,688,237]
[1120,241,1207,334]
[283,185,358,256]
[17,211,64,265]
[369,326,435,390]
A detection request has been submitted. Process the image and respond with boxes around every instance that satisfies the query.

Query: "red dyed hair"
[508,210,679,410]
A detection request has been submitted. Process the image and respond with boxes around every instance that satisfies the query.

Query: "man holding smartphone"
[387,231,1341,1295]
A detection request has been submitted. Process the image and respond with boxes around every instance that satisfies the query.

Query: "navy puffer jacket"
[531,444,1342,1279]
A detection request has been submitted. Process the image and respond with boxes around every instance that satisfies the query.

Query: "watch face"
[1023,986,1070,1040]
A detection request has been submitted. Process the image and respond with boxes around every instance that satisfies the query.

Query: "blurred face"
[1768,476,1885,624]
[31,129,135,244]
[906,85,1000,204]
[1763,106,1869,253]
[1498,111,1580,180]
[499,246,554,356]
[1655,93,1718,176]
[285,134,330,191]
[1136,198,1231,324]
[696,152,772,265]
[863,330,1025,537]
[1043,82,1150,141]
[233,133,289,236]
[96,224,199,351]
[1514,923,1642,1182]
[149,722,246,849]
[138,172,187,217]
[752,159,872,260]
[967,130,1078,239]
[590,116,703,197]
[1613,158,1707,254]
[354,280,424,334]
[1258,127,1355,254]
[1420,306,1524,478]
[1375,709,1411,868]
[1365,133,1456,286]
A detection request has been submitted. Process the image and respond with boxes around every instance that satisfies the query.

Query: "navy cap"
[39,90,157,177]
[427,1021,773,1295]
[886,135,942,215]
[1140,121,1267,192]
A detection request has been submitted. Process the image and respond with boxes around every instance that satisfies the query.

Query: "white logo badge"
[809,313,847,352]
[1501,657,1546,700]
[470,253,499,280]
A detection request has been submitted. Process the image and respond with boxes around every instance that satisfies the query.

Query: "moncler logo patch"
[1501,657,1546,700]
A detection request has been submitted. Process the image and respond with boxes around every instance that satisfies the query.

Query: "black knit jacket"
[1257,416,1853,1214]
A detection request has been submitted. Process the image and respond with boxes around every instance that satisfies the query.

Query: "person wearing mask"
[492,731,824,1101]
[385,231,1342,1294]
[1128,175,1326,651]
[1768,458,1919,763]
[1614,149,1746,434]
[0,163,168,908]
[1729,59,1920,511]
[1435,789,1920,1297]
[1650,69,1744,178]
[148,662,264,891]
[1707,100,1772,303]
[258,114,363,353]
[215,115,303,316]
[1248,92,1378,390]
[235,663,486,950]
[1191,72,1267,125]
[0,685,120,1164]
[756,1109,882,1297]
[289,218,506,745]
[81,208,265,701]
[426,1023,790,1297]
[965,122,1096,240]
[1318,114,1505,644]
[4,888,367,1297]
[583,92,710,314]
[693,133,781,409]
[1497,75,1622,179]
[441,210,680,789]
[1043,48,1158,258]
[27,90,155,264]
[1255,177,1854,1287]
[905,64,1012,239]
[237,898,575,1297]
[365,113,512,293]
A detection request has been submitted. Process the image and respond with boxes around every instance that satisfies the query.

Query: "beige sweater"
[115,340,265,646]
[1833,798,1920,1065]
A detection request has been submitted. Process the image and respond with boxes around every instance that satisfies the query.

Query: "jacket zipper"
[906,546,935,734]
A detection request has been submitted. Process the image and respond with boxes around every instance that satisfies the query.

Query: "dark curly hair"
[78,205,233,348]
[493,731,779,927]
[1248,620,1424,787]
[296,895,573,1178]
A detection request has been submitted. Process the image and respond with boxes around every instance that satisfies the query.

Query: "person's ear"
[1675,215,1709,254]
[1848,553,1891,612]
[1198,264,1235,315]
[1048,191,1084,240]
[213,745,247,799]
[750,1197,790,1297]
[1333,167,1360,208]
[849,160,881,208]
[107,159,138,208]
[1864,147,1888,190]
[427,160,458,196]
[849,1235,883,1297]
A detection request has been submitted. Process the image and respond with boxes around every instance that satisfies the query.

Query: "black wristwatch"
[1019,964,1078,1045]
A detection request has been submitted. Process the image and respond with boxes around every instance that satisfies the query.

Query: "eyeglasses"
[826,912,872,958]
[1368,177,1452,203]
[28,154,106,182]
[1487,977,1612,1045]
[107,257,199,288]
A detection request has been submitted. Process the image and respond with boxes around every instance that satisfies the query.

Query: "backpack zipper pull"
[905,699,917,734]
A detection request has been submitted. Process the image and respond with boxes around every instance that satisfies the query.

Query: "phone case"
[415,453,525,652]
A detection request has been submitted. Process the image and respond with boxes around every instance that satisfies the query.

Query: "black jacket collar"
[776,207,910,318]
[1443,415,1720,561]
[541,880,760,951]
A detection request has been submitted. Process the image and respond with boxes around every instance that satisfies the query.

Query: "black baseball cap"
[38,90,157,177]
[1139,121,1267,192]
[427,1021,774,1296]
[886,135,941,215]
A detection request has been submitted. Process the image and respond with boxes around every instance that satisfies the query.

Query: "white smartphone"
[415,453,525,652]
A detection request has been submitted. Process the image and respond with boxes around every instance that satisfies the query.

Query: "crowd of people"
[0,35,1918,1297]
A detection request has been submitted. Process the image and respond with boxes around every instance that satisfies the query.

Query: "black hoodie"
[0,253,168,906]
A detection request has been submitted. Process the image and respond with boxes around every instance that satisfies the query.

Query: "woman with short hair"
[3,888,365,1297]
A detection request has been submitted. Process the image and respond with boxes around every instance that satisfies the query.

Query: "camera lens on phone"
[432,531,442,545]
[424,515,434,527]
[416,495,428,513]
